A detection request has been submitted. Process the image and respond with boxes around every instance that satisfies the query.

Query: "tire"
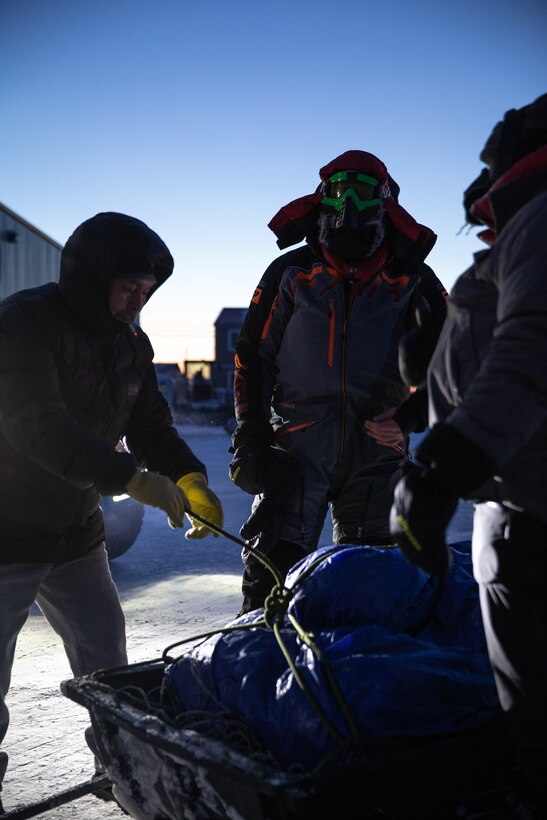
[101,495,145,560]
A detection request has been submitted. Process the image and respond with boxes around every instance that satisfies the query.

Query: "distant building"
[155,362,188,409]
[213,307,247,401]
[0,202,62,299]
[181,359,212,402]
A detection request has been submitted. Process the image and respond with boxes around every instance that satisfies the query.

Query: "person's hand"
[125,468,189,528]
[176,472,224,539]
[390,463,456,575]
[364,407,405,452]
[229,442,278,495]
[390,422,495,575]
[240,495,285,554]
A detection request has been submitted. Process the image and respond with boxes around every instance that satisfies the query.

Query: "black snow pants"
[240,412,401,613]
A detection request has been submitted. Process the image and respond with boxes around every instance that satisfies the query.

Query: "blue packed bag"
[263,623,498,768]
[284,544,439,633]
[418,543,487,651]
[164,621,497,770]
[285,542,486,650]
[164,624,299,747]
[164,544,498,770]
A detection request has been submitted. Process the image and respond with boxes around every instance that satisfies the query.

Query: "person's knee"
[241,539,308,611]
[473,504,546,589]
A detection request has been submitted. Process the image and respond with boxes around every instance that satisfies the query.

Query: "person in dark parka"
[0,212,223,799]
[229,151,447,615]
[390,94,547,814]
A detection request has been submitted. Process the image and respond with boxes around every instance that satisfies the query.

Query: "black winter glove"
[390,423,495,575]
[239,457,302,554]
[229,420,302,496]
[240,496,284,554]
[228,420,282,495]
[229,444,277,495]
[390,465,458,575]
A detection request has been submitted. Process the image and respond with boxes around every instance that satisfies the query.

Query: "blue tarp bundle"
[165,544,499,770]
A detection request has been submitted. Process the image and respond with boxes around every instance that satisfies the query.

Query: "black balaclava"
[318,197,387,261]
[317,163,394,262]
[267,150,436,276]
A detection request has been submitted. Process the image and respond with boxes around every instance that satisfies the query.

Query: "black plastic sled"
[61,659,517,820]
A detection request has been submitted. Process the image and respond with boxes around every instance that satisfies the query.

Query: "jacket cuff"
[96,451,138,496]
[231,418,275,453]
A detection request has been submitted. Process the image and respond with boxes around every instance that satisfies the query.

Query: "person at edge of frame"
[390,93,547,818]
[228,150,447,616]
[0,212,224,808]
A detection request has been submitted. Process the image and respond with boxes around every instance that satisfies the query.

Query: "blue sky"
[2,0,546,362]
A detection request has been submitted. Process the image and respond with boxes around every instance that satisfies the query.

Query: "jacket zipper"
[328,299,335,367]
[261,293,280,340]
[338,274,357,462]
[299,472,306,543]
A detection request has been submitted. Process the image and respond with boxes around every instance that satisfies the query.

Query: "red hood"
[319,150,390,186]
[268,150,436,265]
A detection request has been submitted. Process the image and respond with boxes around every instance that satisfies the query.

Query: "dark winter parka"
[233,153,447,451]
[428,147,547,526]
[0,212,204,562]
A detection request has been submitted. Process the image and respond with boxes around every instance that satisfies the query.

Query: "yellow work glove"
[176,472,224,539]
[125,468,189,528]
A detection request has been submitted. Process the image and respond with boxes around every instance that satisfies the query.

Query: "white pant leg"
[0,562,50,747]
[35,545,128,678]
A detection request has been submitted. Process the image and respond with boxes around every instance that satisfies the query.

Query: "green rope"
[262,584,293,628]
[183,509,286,587]
[164,515,366,764]
[285,544,350,586]
[162,621,267,664]
[271,620,346,746]
[286,613,360,742]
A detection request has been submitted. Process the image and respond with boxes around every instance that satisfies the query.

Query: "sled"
[0,775,111,819]
[61,658,516,820]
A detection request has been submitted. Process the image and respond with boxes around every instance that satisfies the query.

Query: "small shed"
[0,202,62,299]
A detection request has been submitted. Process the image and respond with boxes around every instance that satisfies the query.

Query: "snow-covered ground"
[2,426,474,818]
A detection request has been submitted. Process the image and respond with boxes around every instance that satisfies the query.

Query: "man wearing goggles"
[321,171,381,212]
[229,150,447,616]
[318,164,395,264]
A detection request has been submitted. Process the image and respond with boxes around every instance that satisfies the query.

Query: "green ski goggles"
[321,171,380,212]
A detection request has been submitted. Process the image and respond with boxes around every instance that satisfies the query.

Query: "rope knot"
[263,585,292,628]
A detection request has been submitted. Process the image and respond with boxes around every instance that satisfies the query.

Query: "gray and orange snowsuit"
[232,152,446,606]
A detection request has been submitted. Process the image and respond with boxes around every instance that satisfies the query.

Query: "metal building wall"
[0,203,62,300]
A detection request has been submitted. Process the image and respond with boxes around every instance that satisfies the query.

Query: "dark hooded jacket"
[428,146,547,525]
[0,212,205,562]
[233,152,446,450]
